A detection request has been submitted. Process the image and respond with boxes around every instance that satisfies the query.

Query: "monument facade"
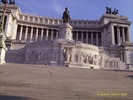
[0,3,133,70]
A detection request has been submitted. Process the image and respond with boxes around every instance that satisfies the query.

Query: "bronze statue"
[106,7,112,14]
[62,7,71,23]
[106,7,119,15]
[9,0,15,4]
[1,0,8,4]
[112,8,119,15]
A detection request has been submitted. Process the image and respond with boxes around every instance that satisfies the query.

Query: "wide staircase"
[0,63,133,100]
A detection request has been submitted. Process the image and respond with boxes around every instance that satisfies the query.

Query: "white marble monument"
[0,4,133,70]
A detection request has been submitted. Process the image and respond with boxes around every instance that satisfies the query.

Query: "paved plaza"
[0,63,133,100]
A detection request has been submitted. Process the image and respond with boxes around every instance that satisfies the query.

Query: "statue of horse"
[112,8,119,15]
[106,7,112,14]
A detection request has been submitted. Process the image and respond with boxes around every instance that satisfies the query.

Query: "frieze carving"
[27,49,60,64]
[74,51,99,65]
[52,52,59,62]
[104,58,119,68]
[5,52,25,63]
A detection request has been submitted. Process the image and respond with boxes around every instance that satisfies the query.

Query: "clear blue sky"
[16,0,133,42]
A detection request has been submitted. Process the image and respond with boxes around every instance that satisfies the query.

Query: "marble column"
[71,48,75,63]
[59,47,65,65]
[41,28,44,41]
[96,32,98,46]
[124,49,130,64]
[51,29,53,40]
[120,51,123,62]
[46,29,48,41]
[25,26,28,41]
[30,27,33,41]
[122,27,125,43]
[19,25,23,40]
[56,30,58,40]
[127,27,130,42]
[117,27,121,45]
[35,28,38,41]
[86,32,88,43]
[76,31,78,42]
[91,32,93,45]
[81,31,83,42]
[111,24,115,45]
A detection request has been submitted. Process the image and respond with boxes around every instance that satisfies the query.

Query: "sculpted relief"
[5,51,25,63]
[63,48,71,62]
[99,56,119,69]
[74,51,99,65]
[27,49,59,64]
[66,28,72,40]
[59,28,72,40]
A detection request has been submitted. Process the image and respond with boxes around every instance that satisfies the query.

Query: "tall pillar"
[71,48,75,62]
[76,31,78,42]
[81,31,83,42]
[117,27,121,45]
[56,30,58,40]
[127,27,130,42]
[96,32,98,46]
[111,24,115,45]
[91,32,93,45]
[41,28,44,41]
[122,27,125,43]
[30,27,33,41]
[35,28,38,41]
[124,49,130,64]
[86,32,88,43]
[46,29,48,41]
[19,25,23,40]
[59,47,65,66]
[51,29,53,40]
[25,26,28,41]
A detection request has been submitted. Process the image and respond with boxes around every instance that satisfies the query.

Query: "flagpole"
[0,0,7,33]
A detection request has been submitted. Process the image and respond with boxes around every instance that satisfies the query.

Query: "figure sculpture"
[106,7,112,14]
[106,7,119,15]
[64,48,71,62]
[1,0,15,4]
[9,0,15,4]
[1,0,7,4]
[62,7,71,23]
[112,8,119,15]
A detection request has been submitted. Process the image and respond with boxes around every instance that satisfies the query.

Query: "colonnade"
[16,25,59,42]
[112,26,130,45]
[73,31,101,46]
[16,25,101,46]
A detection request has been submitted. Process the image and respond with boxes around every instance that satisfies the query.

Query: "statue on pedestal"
[62,7,71,23]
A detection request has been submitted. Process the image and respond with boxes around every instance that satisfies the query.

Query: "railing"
[18,14,101,27]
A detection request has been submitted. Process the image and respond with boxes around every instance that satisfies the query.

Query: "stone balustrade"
[18,14,101,27]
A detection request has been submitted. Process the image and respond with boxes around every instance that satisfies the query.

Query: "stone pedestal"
[0,34,7,64]
[59,23,73,41]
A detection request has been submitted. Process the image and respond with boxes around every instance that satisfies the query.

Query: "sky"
[15,0,133,42]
